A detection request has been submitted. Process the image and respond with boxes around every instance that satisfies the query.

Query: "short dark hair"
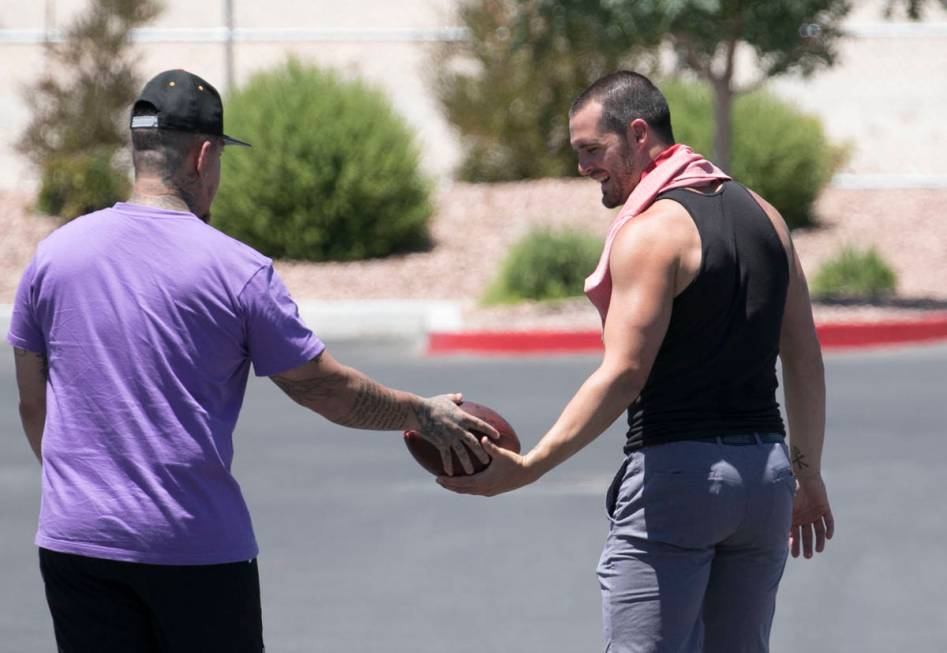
[130,101,212,183]
[570,71,675,145]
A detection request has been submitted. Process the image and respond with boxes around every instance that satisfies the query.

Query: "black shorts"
[39,548,264,653]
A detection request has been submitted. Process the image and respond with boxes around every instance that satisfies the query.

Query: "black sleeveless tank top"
[624,182,789,453]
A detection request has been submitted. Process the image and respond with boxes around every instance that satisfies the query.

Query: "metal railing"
[1,21,945,45]
[0,25,471,45]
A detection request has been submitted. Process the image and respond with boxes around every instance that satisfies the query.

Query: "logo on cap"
[130,69,250,147]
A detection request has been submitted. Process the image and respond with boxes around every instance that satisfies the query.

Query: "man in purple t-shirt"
[8,69,495,653]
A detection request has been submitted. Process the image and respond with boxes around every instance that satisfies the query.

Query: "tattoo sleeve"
[271,369,346,405]
[333,379,413,430]
[272,370,414,431]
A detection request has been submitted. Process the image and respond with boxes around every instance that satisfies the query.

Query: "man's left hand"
[436,438,535,497]
[790,474,834,559]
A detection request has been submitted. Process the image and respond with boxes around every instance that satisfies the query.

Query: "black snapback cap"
[130,69,250,147]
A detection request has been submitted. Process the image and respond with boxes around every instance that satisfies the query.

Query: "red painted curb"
[428,330,603,355]
[815,315,947,350]
[427,314,947,356]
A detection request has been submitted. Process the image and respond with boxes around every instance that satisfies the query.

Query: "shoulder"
[203,223,272,267]
[741,185,794,256]
[44,206,113,237]
[609,199,695,269]
[33,206,115,258]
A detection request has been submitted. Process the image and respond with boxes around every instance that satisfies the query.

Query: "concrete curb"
[296,300,462,341]
[0,301,464,344]
[427,314,947,356]
[5,303,947,353]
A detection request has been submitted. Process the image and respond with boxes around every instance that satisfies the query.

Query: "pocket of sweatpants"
[605,454,643,522]
[766,464,797,543]
[771,443,797,496]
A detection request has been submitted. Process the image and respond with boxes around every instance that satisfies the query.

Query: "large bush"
[36,149,131,220]
[484,228,602,304]
[662,80,845,229]
[214,60,432,261]
[810,245,897,299]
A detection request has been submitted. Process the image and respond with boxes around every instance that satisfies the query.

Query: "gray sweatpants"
[597,437,795,653]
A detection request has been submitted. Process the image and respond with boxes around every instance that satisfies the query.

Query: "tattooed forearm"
[332,379,412,430]
[272,369,346,404]
[273,369,414,431]
[791,445,810,473]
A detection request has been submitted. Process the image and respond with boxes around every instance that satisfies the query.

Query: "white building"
[1,0,945,190]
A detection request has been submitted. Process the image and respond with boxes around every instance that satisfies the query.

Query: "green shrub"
[36,148,130,220]
[433,0,630,183]
[18,0,160,222]
[662,79,846,229]
[484,228,602,304]
[810,245,897,299]
[213,60,432,261]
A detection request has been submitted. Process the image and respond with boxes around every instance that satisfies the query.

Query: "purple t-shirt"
[7,202,325,565]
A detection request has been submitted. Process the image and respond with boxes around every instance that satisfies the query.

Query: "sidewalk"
[7,301,946,354]
[0,300,463,344]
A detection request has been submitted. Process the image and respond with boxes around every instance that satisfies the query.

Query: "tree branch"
[723,36,737,84]
[735,73,768,95]
[673,34,714,81]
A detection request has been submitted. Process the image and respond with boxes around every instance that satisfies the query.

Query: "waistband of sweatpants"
[691,432,785,446]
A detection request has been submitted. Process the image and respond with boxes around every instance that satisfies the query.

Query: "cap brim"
[222,134,251,148]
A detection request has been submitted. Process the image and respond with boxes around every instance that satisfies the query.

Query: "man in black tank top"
[440,71,834,652]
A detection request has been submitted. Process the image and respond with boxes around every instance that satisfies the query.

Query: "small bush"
[484,228,602,304]
[18,0,160,222]
[36,149,130,220]
[810,245,897,299]
[662,80,846,229]
[213,60,432,261]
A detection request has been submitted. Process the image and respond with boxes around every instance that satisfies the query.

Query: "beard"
[600,178,626,208]
[599,145,637,209]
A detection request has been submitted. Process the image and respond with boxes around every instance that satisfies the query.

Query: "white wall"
[1,0,945,189]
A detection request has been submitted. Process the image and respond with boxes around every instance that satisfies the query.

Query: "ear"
[627,118,649,147]
[195,139,216,179]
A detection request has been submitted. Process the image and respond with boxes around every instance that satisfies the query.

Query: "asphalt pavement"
[2,341,946,652]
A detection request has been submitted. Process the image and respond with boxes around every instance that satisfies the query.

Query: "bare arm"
[440,206,684,495]
[270,350,498,475]
[13,347,48,463]
[521,215,677,479]
[749,189,828,474]
[780,239,827,479]
[750,189,834,558]
[272,351,419,430]
[779,235,835,558]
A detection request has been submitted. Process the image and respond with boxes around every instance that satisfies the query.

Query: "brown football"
[404,401,520,476]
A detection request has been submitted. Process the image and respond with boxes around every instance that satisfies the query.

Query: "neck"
[647,142,673,162]
[129,177,194,214]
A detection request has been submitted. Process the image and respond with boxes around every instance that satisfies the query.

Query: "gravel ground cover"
[3,182,945,330]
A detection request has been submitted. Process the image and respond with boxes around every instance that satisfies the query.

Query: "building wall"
[1,0,944,190]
